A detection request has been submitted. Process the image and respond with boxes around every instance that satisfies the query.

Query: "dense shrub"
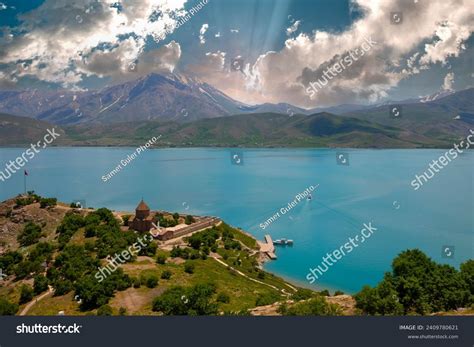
[0,298,19,315]
[279,296,342,316]
[39,198,57,208]
[56,212,85,248]
[33,274,49,295]
[17,222,42,247]
[152,283,218,315]
[138,241,157,257]
[355,249,472,315]
[185,215,195,225]
[19,284,34,304]
[216,292,230,304]
[156,253,167,264]
[255,292,280,306]
[319,290,330,297]
[29,242,55,263]
[74,269,132,310]
[170,246,190,259]
[97,305,113,316]
[0,251,23,275]
[292,288,314,301]
[145,275,159,288]
[184,262,195,274]
[161,270,172,280]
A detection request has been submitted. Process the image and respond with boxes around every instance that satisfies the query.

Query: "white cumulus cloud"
[194,0,473,108]
[199,23,209,44]
[0,0,188,88]
[442,72,455,91]
[286,20,301,36]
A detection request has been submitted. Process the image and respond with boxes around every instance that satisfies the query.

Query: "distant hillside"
[341,88,474,142]
[0,113,66,146]
[0,110,463,148]
[62,112,447,148]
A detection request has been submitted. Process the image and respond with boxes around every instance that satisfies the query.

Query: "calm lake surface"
[1,147,472,293]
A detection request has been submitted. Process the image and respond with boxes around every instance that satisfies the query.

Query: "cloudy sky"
[0,0,472,108]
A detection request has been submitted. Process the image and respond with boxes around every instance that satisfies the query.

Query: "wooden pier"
[257,234,277,259]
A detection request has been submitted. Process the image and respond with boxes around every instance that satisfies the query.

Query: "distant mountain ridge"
[340,88,474,140]
[0,73,308,125]
[0,111,456,148]
[0,72,472,128]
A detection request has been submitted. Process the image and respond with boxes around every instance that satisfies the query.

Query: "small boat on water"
[273,238,294,246]
[307,194,312,201]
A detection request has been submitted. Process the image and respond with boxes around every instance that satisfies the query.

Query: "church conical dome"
[136,199,150,212]
[135,199,150,220]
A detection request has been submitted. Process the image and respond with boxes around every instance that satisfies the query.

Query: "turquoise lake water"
[0,147,472,293]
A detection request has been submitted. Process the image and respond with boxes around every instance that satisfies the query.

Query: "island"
[0,192,472,316]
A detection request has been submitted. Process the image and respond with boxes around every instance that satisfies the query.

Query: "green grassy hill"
[0,110,465,148]
[341,89,474,143]
[0,113,66,146]
[63,112,447,148]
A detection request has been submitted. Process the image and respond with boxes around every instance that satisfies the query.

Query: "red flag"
[24,170,28,176]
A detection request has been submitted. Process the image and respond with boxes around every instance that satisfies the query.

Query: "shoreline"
[1,145,471,150]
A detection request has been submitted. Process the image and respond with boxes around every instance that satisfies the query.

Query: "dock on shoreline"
[258,234,277,259]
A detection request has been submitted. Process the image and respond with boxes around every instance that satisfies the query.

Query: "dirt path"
[19,285,53,316]
[210,255,293,296]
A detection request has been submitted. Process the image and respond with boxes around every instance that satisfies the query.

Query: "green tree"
[152,286,188,315]
[75,270,131,310]
[279,296,342,316]
[152,283,218,315]
[17,222,42,247]
[0,251,23,275]
[216,292,230,304]
[138,241,157,257]
[97,305,113,316]
[460,260,474,305]
[355,249,470,315]
[292,288,314,301]
[161,270,172,280]
[33,274,49,295]
[185,215,195,225]
[184,262,195,274]
[156,253,167,264]
[39,197,57,208]
[0,298,19,315]
[122,215,131,226]
[319,289,330,296]
[145,275,159,288]
[19,284,34,304]
[255,292,280,306]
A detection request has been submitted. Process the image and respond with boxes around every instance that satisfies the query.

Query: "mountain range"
[0,73,308,124]
[0,72,473,148]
